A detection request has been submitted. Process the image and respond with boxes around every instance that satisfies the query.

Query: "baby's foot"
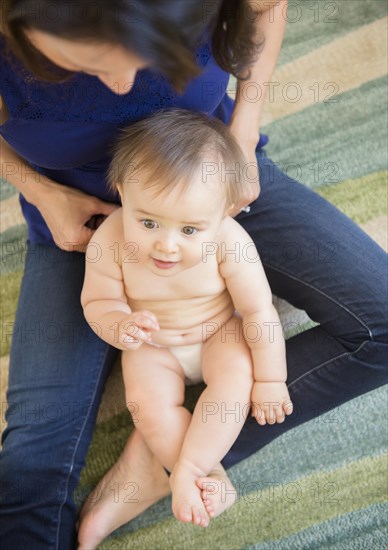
[170,460,210,528]
[197,466,237,519]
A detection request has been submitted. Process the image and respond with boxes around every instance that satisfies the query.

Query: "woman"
[0,1,386,548]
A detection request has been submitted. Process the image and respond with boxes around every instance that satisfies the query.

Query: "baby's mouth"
[152,257,179,270]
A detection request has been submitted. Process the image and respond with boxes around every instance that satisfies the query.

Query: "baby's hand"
[118,310,159,350]
[251,381,293,425]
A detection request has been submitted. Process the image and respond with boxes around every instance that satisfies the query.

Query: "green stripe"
[97,453,387,549]
[0,271,23,356]
[0,225,28,275]
[263,77,387,188]
[278,1,387,66]
[0,178,17,201]
[79,385,387,488]
[245,501,388,549]
[316,171,387,224]
[75,386,387,538]
[283,319,316,339]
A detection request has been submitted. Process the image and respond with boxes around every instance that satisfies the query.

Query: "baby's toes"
[198,478,216,498]
[193,505,209,528]
[177,502,193,523]
[283,401,293,416]
[201,488,210,506]
[196,507,209,528]
[203,497,215,518]
[191,506,202,526]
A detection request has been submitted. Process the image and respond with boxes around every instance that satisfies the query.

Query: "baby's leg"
[171,315,253,519]
[122,345,189,473]
[122,346,208,526]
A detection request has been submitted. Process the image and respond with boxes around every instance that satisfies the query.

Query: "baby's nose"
[156,235,178,253]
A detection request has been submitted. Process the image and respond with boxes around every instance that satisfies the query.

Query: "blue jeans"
[1,150,387,548]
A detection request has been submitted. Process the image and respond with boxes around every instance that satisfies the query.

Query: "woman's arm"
[0,97,118,252]
[0,98,54,209]
[227,0,288,213]
[230,0,288,147]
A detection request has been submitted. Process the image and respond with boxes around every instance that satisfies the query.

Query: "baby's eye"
[181,226,197,236]
[141,219,158,229]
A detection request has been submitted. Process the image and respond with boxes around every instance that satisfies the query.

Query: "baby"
[81,109,293,528]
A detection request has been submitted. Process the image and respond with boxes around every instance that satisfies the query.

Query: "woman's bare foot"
[197,465,237,519]
[77,429,171,550]
[170,460,210,528]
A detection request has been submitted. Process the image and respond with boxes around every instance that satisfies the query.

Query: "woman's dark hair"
[0,0,264,92]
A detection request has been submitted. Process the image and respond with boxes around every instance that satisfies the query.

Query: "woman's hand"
[226,0,288,217]
[37,180,119,252]
[228,126,261,217]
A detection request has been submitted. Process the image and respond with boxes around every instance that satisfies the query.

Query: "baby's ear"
[224,203,235,218]
[116,184,123,201]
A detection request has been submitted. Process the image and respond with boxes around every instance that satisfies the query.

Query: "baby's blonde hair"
[108,109,248,213]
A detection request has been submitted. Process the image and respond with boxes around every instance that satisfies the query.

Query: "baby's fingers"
[252,401,292,425]
[270,401,294,423]
[258,402,279,425]
[121,321,151,346]
[122,334,143,350]
[266,406,277,425]
[283,401,293,416]
[251,403,267,425]
[131,311,159,331]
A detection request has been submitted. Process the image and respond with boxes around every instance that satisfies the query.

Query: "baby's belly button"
[173,333,196,342]
[155,332,201,346]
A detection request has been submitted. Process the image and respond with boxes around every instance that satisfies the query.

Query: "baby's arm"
[219,217,293,424]
[81,209,158,350]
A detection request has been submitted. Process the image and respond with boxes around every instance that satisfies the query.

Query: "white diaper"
[169,343,203,385]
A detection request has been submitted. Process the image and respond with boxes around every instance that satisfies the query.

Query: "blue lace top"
[0,33,268,245]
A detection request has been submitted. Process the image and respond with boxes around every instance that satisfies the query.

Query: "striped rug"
[1,1,387,548]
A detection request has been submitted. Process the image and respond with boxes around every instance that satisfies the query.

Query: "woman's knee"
[334,297,388,352]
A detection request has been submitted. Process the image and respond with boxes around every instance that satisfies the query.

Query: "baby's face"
[120,171,226,276]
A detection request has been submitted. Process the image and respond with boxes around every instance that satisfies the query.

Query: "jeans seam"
[265,264,374,342]
[288,339,369,389]
[54,345,111,549]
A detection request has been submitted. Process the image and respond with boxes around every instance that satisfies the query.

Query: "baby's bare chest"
[122,256,224,301]
[121,258,232,333]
